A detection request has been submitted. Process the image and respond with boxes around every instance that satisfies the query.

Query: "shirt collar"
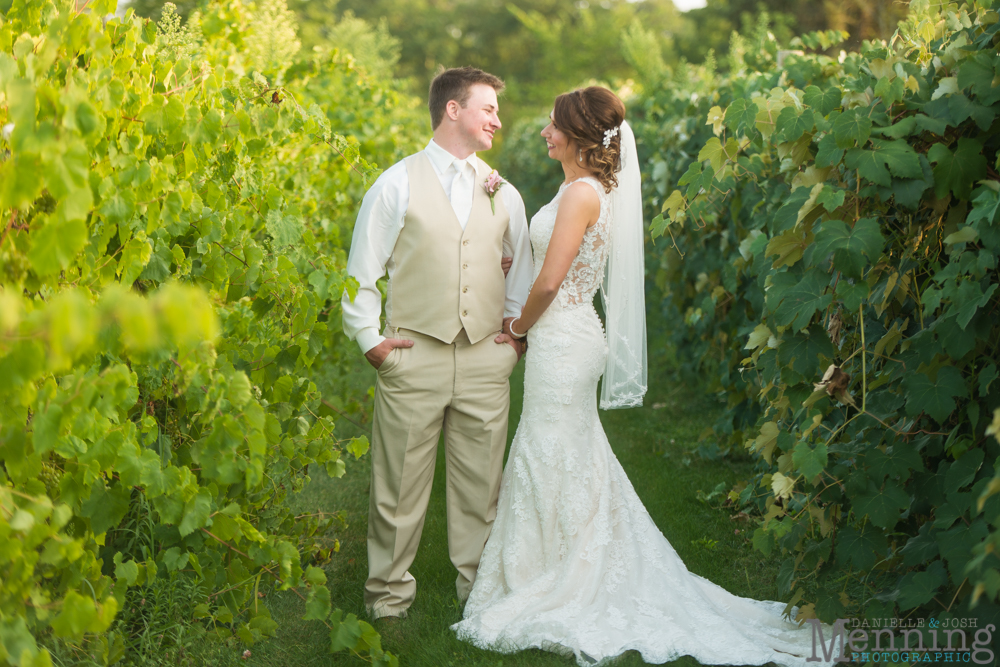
[425,139,479,176]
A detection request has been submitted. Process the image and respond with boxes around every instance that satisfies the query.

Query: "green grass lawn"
[192,329,785,667]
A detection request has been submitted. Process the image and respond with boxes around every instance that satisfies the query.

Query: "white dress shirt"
[342,139,534,354]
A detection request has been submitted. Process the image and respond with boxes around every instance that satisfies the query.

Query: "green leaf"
[118,236,153,286]
[854,480,910,529]
[927,138,987,200]
[765,228,810,269]
[874,139,922,179]
[778,325,833,378]
[835,280,869,311]
[958,53,1000,105]
[947,94,996,131]
[179,487,213,537]
[114,554,139,586]
[303,585,331,621]
[896,560,948,610]
[228,372,253,409]
[904,366,966,423]
[943,226,978,245]
[952,282,997,330]
[0,617,40,663]
[943,448,985,496]
[329,610,364,653]
[774,107,814,143]
[835,524,887,570]
[162,546,190,571]
[724,98,759,137]
[752,527,774,556]
[32,404,64,455]
[792,440,828,479]
[80,482,130,536]
[901,523,939,566]
[745,323,771,351]
[304,566,327,586]
[50,591,98,638]
[769,271,832,331]
[845,147,890,186]
[814,134,844,168]
[347,436,370,460]
[804,85,841,116]
[979,363,997,398]
[812,218,884,279]
[832,108,872,148]
[265,210,303,247]
[27,219,88,277]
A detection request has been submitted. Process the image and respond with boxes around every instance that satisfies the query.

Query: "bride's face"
[541,113,575,163]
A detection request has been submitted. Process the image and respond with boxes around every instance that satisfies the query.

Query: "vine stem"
[200,527,334,630]
[859,302,867,413]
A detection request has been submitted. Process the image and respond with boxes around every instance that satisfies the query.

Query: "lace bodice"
[529,177,610,308]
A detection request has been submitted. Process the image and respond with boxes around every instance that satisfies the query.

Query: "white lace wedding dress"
[451,177,825,667]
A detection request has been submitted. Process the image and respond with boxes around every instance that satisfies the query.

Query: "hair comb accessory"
[603,126,619,148]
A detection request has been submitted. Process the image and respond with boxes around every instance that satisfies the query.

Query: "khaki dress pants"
[365,326,518,619]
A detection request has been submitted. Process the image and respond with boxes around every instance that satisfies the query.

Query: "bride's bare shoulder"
[558,180,601,220]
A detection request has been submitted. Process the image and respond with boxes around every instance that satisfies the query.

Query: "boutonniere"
[483,169,506,215]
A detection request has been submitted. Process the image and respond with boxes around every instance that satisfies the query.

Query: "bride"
[451,87,826,666]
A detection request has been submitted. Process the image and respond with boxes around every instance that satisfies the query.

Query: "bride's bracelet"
[509,319,527,339]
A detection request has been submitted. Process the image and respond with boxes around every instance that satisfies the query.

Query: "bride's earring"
[577,149,583,163]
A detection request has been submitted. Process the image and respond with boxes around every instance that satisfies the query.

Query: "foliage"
[676,0,906,63]
[635,0,1000,627]
[0,0,421,664]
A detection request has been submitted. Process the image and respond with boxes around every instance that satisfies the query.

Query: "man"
[342,67,533,622]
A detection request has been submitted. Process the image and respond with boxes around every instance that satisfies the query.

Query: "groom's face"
[455,84,501,152]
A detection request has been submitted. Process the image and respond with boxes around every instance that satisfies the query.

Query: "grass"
[202,341,788,667]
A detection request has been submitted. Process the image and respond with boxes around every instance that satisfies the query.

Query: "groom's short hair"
[429,67,505,130]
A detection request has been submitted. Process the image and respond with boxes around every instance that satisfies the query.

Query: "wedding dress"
[451,176,826,667]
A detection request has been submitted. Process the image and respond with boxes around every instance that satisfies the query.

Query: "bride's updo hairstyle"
[553,86,626,192]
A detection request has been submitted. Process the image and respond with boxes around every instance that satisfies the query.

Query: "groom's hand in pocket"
[365,338,414,370]
[495,328,524,362]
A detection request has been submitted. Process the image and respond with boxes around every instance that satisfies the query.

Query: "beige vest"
[387,152,509,345]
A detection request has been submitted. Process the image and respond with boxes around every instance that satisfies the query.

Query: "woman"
[451,87,825,666]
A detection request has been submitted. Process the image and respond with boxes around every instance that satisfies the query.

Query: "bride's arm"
[505,182,600,337]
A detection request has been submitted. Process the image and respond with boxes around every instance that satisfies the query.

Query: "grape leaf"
[80,482,130,536]
[812,218,884,279]
[927,138,987,200]
[768,270,832,331]
[904,365,966,423]
[896,560,948,610]
[854,480,910,529]
[836,524,887,570]
[303,585,331,621]
[179,487,213,536]
[27,219,88,277]
[832,108,873,148]
[792,440,828,479]
[804,85,841,116]
[814,134,844,168]
[775,107,814,143]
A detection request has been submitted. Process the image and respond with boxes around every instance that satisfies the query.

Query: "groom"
[342,67,533,621]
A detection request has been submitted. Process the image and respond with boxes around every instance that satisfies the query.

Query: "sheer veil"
[600,120,647,410]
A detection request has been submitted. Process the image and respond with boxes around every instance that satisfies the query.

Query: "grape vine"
[0,0,420,664]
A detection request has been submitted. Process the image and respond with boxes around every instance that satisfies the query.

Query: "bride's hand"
[501,315,522,338]
[501,256,512,277]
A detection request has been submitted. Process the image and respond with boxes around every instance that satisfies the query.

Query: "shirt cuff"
[355,328,385,355]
